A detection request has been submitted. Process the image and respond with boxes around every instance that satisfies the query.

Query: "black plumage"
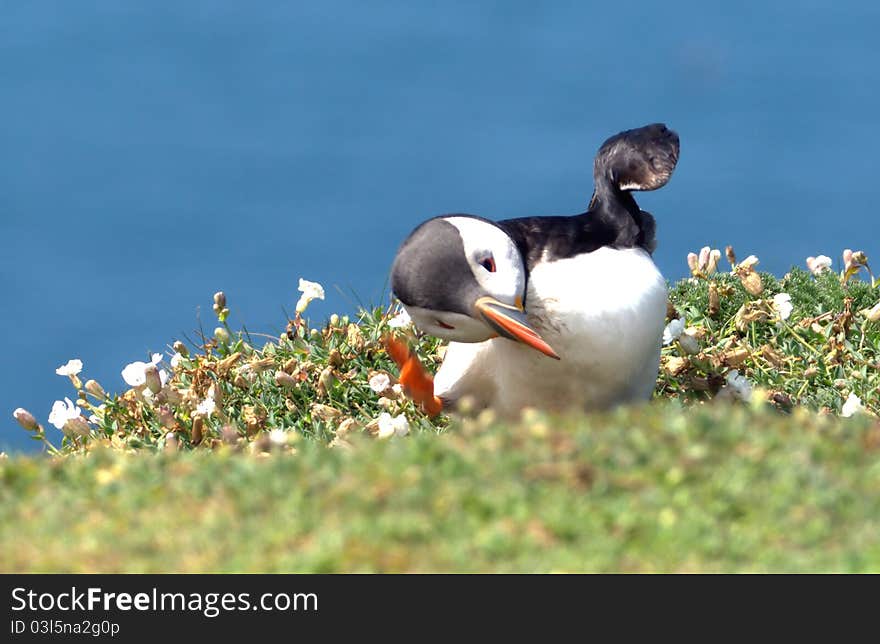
[498,123,678,270]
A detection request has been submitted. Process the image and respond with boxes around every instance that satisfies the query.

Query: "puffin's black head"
[390,215,559,359]
[594,123,680,194]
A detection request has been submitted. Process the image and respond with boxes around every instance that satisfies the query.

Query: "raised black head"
[589,123,680,207]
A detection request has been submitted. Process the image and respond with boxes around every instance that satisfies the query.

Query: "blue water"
[3,1,879,452]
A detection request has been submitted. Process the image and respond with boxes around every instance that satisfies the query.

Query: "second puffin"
[390,123,680,417]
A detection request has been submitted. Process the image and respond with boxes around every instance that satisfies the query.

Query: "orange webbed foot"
[383,334,443,416]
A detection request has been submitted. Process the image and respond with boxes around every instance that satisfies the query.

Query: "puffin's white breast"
[434,246,667,416]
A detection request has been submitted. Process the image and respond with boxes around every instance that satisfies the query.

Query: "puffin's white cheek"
[405,307,494,343]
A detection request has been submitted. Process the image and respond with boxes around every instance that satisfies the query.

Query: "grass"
[4,247,880,572]
[4,404,880,572]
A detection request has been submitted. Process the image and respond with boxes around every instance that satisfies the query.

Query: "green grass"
[4,403,880,572]
[4,250,880,571]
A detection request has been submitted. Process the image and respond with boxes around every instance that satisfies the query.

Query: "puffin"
[387,123,680,417]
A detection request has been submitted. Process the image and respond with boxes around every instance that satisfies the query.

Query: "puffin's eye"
[480,257,496,273]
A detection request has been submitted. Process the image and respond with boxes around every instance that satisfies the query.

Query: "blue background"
[3,1,878,452]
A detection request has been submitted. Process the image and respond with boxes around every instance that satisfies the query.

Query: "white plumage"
[433,247,667,417]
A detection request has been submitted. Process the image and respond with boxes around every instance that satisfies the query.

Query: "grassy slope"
[4,403,880,573]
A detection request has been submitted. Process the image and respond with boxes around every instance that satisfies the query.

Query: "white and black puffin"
[389,123,680,417]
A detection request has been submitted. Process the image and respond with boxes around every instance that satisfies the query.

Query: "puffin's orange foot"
[383,334,443,417]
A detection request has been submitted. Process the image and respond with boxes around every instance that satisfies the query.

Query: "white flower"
[295,278,325,314]
[170,352,184,369]
[196,397,216,417]
[268,428,288,446]
[841,393,865,418]
[87,404,107,426]
[772,293,793,321]
[806,255,832,276]
[377,412,410,439]
[121,353,163,387]
[369,373,391,394]
[662,319,684,345]
[387,308,412,328]
[89,403,107,425]
[738,255,760,270]
[725,370,753,402]
[48,397,84,430]
[55,359,83,376]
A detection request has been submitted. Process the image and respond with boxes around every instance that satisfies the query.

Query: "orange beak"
[475,296,560,360]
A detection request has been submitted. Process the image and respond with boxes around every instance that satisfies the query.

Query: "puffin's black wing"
[496,214,616,271]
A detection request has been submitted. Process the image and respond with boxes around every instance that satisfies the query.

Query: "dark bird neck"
[586,184,642,248]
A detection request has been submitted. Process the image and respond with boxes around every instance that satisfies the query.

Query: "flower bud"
[157,406,177,429]
[679,329,701,356]
[329,313,340,327]
[318,366,336,395]
[346,324,364,351]
[274,370,298,389]
[172,341,189,357]
[378,396,396,410]
[214,326,231,345]
[708,282,720,317]
[706,249,721,275]
[725,245,736,268]
[84,379,106,399]
[13,408,39,431]
[687,252,699,275]
[741,271,764,296]
[698,247,710,272]
[213,291,226,310]
[144,364,162,395]
[311,403,342,421]
[164,432,179,452]
[336,418,360,438]
[206,383,222,407]
[65,416,91,437]
[663,356,689,376]
[191,417,204,445]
